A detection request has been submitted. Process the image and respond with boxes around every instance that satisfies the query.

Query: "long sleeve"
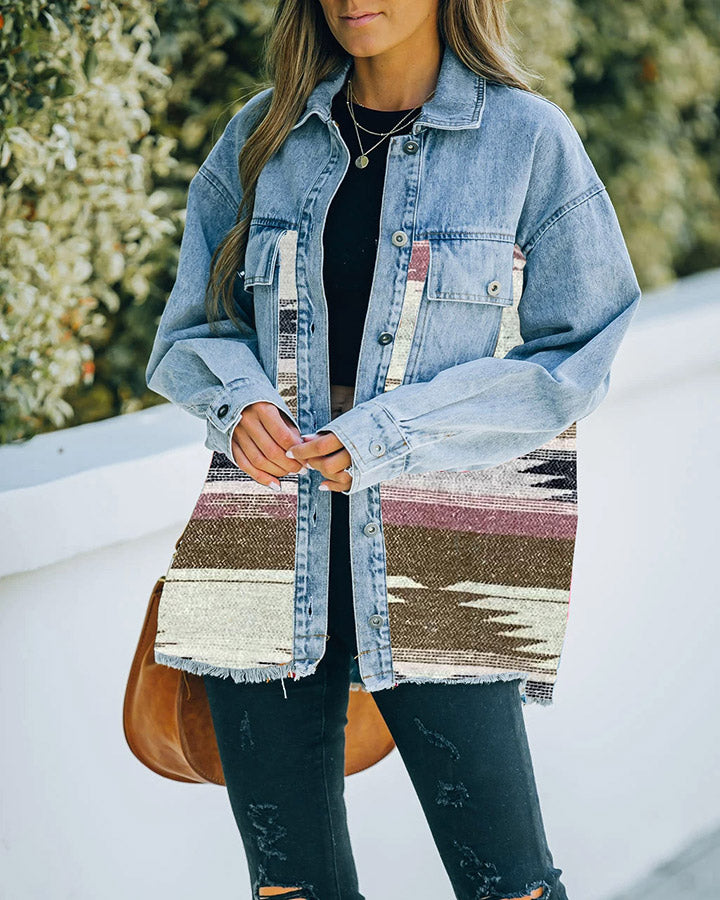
[319,182,642,495]
[145,91,300,461]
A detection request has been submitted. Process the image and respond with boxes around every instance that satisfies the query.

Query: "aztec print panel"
[380,240,578,704]
[155,230,300,674]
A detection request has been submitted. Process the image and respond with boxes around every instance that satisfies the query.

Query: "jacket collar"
[291,41,486,132]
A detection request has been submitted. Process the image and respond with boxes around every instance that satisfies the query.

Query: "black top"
[322,82,418,386]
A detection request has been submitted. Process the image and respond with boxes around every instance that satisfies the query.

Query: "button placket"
[391,230,409,247]
[349,488,395,689]
[339,118,419,692]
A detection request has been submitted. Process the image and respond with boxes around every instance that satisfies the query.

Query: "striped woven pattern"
[378,241,577,703]
[155,230,301,675]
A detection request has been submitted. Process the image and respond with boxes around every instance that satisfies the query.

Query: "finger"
[287,430,343,463]
[309,448,352,478]
[255,403,303,452]
[241,405,305,474]
[319,473,352,492]
[232,429,289,478]
[229,439,284,490]
[233,428,304,478]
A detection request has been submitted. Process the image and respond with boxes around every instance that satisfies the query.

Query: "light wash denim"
[146,42,641,692]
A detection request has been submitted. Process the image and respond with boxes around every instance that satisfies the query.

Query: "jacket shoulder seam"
[522,183,606,256]
[503,84,585,137]
[194,87,274,213]
[505,86,578,131]
[196,166,238,215]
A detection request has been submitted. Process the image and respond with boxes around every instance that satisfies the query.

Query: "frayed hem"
[523,693,554,707]
[153,650,320,685]
[389,671,555,706]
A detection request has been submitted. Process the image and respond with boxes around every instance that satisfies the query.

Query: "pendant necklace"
[345,77,436,169]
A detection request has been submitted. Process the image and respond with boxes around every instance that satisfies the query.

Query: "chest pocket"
[241,221,287,291]
[407,236,521,375]
[426,236,516,306]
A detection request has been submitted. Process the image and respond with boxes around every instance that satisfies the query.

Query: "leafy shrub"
[0,0,178,442]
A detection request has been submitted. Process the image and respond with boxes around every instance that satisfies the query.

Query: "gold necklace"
[346,78,436,169]
[347,82,417,137]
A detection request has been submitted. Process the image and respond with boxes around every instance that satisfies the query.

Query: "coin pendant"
[354,154,369,169]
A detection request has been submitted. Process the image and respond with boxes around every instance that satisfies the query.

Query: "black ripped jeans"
[203,491,569,900]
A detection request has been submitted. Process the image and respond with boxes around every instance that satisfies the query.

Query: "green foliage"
[571,0,720,282]
[151,0,274,165]
[0,0,179,442]
[510,0,720,284]
[0,2,99,131]
[2,0,719,444]
[75,0,276,432]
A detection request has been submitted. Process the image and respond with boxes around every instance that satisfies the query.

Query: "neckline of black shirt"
[322,88,420,388]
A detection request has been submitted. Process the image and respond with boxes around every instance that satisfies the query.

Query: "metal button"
[391,230,409,247]
[363,521,380,537]
[487,280,501,296]
[402,139,419,155]
[368,614,384,628]
[378,331,393,345]
[217,404,229,418]
[369,441,385,457]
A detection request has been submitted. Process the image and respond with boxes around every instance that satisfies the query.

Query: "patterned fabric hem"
[387,671,555,706]
[154,650,320,685]
[155,651,554,706]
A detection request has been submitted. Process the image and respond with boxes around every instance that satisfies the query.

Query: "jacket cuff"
[203,378,300,464]
[316,400,411,494]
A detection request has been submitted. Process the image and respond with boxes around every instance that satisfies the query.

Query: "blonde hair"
[205,0,540,332]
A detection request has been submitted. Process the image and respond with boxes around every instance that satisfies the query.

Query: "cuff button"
[217,403,229,418]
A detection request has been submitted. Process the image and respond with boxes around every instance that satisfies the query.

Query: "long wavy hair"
[205,0,540,333]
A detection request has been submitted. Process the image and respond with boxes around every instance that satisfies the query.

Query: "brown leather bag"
[123,576,396,782]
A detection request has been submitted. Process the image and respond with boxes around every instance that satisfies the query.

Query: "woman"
[145,1,641,898]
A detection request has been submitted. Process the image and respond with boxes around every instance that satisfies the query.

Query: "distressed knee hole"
[452,840,549,898]
[497,886,545,899]
[258,887,308,899]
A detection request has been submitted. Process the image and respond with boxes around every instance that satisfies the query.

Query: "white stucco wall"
[1,268,719,900]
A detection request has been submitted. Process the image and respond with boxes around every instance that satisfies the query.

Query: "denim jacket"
[146,42,641,704]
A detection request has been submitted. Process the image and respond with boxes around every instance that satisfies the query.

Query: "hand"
[229,402,307,490]
[285,431,353,493]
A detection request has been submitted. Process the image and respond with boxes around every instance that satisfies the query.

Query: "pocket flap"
[241,223,287,288]
[426,237,516,306]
